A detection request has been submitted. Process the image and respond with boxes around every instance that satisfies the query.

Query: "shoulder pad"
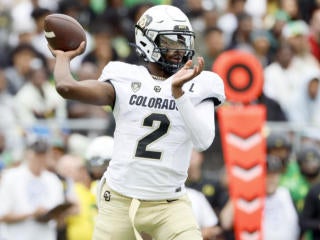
[98,61,142,83]
[189,71,226,107]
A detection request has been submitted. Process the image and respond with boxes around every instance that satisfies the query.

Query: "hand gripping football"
[44,13,86,52]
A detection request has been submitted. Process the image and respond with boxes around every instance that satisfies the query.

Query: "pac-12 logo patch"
[131,82,141,92]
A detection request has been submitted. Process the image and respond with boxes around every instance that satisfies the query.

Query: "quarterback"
[50,5,225,240]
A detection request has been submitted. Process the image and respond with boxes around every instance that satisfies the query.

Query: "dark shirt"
[300,183,320,240]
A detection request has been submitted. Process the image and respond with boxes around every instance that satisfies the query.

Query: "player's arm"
[50,42,115,106]
[176,97,215,151]
[172,57,215,151]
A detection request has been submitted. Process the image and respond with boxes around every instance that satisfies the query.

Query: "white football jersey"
[98,61,225,200]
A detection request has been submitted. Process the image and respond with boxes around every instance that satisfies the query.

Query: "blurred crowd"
[1,0,320,239]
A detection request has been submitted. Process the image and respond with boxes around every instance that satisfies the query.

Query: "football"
[44,13,86,52]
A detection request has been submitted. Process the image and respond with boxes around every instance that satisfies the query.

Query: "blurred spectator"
[7,1,36,48]
[30,7,52,59]
[265,10,289,61]
[244,0,267,28]
[53,134,114,239]
[186,150,228,216]
[300,178,320,240]
[266,10,290,59]
[56,154,97,240]
[282,20,319,70]
[292,143,320,212]
[67,133,90,158]
[249,29,273,67]
[217,0,247,47]
[0,10,11,67]
[202,8,220,29]
[254,92,288,121]
[83,19,118,74]
[100,0,131,60]
[57,0,94,73]
[220,155,300,240]
[46,134,79,240]
[300,127,320,147]
[13,58,67,128]
[278,0,301,20]
[297,0,320,23]
[297,143,320,185]
[202,26,226,71]
[186,187,222,240]
[0,130,21,171]
[84,135,114,190]
[0,67,23,154]
[4,43,43,95]
[297,143,320,240]
[0,136,65,240]
[265,131,306,208]
[227,12,254,52]
[287,71,320,126]
[266,131,293,173]
[263,42,303,114]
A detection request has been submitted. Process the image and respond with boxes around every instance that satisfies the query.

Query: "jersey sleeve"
[188,71,226,107]
[200,71,225,107]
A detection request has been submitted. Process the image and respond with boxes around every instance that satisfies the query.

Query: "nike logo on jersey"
[129,94,178,110]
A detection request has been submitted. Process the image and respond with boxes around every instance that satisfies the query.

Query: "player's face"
[158,34,193,64]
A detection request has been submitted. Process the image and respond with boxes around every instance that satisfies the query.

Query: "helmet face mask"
[135,5,195,75]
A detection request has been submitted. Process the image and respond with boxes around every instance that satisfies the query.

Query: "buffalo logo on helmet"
[137,14,152,30]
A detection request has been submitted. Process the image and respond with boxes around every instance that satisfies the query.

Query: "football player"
[49,5,225,240]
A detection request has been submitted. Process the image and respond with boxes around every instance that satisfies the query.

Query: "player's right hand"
[48,41,86,60]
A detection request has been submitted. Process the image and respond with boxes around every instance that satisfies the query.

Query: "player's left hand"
[172,57,204,98]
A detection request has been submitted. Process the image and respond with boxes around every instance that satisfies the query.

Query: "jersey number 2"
[135,113,170,160]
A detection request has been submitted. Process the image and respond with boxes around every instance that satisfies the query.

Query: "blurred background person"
[56,154,95,240]
[13,58,67,129]
[286,71,320,127]
[202,26,226,71]
[186,187,223,240]
[84,135,114,195]
[0,135,65,240]
[220,155,300,240]
[300,174,320,240]
[263,42,299,116]
[186,149,229,217]
[4,43,43,95]
[53,135,114,240]
[295,143,320,211]
[0,67,23,160]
